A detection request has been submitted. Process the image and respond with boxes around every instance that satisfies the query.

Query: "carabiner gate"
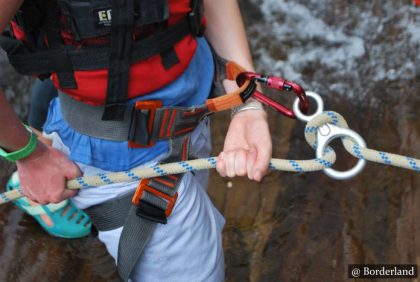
[236,72,309,119]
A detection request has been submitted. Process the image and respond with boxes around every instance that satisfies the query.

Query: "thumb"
[61,188,78,199]
[253,147,271,182]
[62,160,81,198]
[64,160,82,180]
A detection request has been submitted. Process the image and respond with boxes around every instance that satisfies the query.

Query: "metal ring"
[316,124,367,180]
[293,91,324,122]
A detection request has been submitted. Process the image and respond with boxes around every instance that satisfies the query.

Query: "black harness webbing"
[102,0,135,121]
[42,1,78,89]
[0,15,197,76]
[0,0,203,122]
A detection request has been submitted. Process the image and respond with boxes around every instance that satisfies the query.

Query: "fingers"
[217,150,247,178]
[226,150,247,177]
[20,177,75,204]
[23,186,77,204]
[16,146,82,204]
[217,148,269,181]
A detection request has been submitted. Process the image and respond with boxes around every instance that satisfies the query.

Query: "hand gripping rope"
[0,86,419,204]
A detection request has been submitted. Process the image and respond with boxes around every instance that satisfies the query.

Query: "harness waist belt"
[59,92,209,145]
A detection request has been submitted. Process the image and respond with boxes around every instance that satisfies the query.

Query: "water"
[1,1,419,281]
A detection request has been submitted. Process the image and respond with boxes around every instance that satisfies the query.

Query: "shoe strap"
[20,198,69,215]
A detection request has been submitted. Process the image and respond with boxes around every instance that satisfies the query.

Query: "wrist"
[0,125,39,162]
[231,98,265,118]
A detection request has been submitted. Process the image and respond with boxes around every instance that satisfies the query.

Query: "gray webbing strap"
[59,92,209,144]
[209,50,228,98]
[117,206,157,282]
[84,136,191,281]
[59,92,135,141]
[85,192,132,231]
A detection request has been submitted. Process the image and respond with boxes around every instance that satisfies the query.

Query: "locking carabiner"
[236,72,309,119]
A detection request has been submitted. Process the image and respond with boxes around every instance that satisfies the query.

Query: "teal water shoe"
[6,172,92,239]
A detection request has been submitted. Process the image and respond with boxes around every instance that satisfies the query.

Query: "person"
[0,0,272,281]
[6,79,92,239]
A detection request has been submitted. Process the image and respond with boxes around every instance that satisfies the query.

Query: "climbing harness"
[58,60,256,147]
[2,90,418,197]
[65,59,257,281]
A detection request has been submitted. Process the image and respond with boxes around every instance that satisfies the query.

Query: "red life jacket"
[1,0,205,120]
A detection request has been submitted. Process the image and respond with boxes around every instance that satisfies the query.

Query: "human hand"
[216,82,272,182]
[16,142,81,204]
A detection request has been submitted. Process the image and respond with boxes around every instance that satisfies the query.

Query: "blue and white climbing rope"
[304,110,420,172]
[0,92,418,204]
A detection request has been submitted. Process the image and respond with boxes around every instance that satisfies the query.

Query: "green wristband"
[0,125,38,162]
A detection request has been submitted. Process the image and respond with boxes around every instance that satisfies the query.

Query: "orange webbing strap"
[205,61,255,112]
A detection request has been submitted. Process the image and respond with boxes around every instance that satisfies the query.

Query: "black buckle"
[128,108,150,145]
[132,178,178,224]
[136,200,167,224]
[128,100,162,148]
[13,11,26,31]
[239,80,257,102]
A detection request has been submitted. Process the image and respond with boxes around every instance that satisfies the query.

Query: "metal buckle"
[236,72,309,119]
[128,100,162,148]
[132,179,178,224]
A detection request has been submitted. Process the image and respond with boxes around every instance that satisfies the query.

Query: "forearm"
[0,88,32,152]
[0,0,28,152]
[204,0,255,71]
[206,1,271,181]
[0,0,22,31]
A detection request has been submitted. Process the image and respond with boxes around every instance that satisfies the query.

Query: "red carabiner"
[236,72,308,119]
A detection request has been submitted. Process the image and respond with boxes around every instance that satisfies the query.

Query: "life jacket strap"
[0,14,199,76]
[102,0,135,121]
